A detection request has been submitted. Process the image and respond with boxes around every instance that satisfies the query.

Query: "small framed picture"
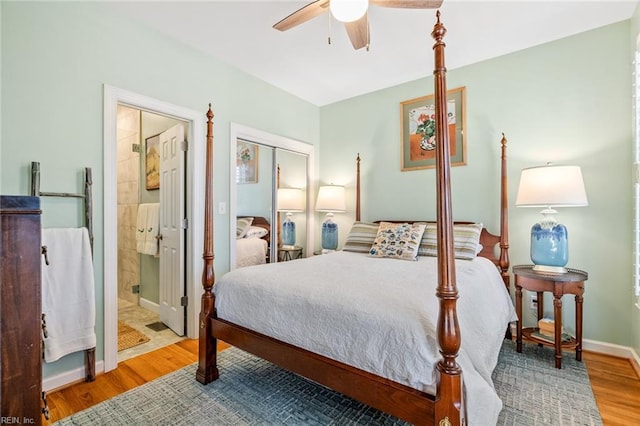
[145,134,160,190]
[400,86,466,171]
[236,140,259,184]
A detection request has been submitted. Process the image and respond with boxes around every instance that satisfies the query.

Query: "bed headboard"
[356,135,510,290]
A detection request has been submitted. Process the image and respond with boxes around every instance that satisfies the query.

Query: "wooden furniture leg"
[536,291,544,347]
[576,294,583,362]
[85,348,95,381]
[553,294,563,369]
[516,284,523,353]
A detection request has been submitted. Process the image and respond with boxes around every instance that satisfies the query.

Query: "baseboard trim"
[583,338,640,377]
[139,297,159,313]
[43,360,105,392]
[632,347,640,378]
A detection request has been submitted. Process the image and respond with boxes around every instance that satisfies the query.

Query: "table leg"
[537,291,544,319]
[516,284,523,353]
[536,291,544,347]
[576,294,583,362]
[553,295,563,369]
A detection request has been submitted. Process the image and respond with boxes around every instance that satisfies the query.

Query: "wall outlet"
[529,293,538,310]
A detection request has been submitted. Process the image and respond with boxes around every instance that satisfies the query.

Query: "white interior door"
[159,124,185,335]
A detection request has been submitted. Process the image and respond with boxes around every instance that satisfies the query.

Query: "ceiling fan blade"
[273,0,330,31]
[370,0,444,8]
[344,14,369,50]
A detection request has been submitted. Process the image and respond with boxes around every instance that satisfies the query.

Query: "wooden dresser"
[1,195,43,425]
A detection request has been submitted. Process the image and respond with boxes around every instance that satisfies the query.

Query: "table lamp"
[515,164,588,273]
[315,185,346,252]
[277,187,304,247]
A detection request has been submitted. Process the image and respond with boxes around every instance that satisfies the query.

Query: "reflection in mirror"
[229,123,315,271]
[276,150,308,261]
[235,140,274,268]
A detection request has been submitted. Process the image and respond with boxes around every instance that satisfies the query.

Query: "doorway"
[115,106,186,362]
[103,86,206,373]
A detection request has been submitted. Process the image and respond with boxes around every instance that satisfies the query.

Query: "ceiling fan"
[273,0,444,50]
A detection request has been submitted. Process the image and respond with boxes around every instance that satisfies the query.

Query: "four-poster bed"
[197,12,512,426]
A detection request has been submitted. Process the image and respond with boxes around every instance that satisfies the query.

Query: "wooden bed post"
[432,12,464,425]
[196,104,219,384]
[499,133,510,288]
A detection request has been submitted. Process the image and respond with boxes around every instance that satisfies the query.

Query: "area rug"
[117,321,149,352]
[55,340,602,425]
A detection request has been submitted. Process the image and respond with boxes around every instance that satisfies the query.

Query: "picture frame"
[145,134,160,190]
[236,140,259,184]
[400,86,466,171]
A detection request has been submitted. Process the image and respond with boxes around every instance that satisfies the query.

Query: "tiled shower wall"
[117,105,140,305]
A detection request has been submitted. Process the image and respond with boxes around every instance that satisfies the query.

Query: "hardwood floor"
[583,351,640,425]
[45,340,229,423]
[46,341,640,425]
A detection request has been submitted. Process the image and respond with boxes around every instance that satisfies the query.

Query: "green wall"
[1,2,319,378]
[320,21,634,347]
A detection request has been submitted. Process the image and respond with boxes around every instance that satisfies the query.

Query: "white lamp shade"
[277,188,305,212]
[515,165,588,208]
[315,185,346,212]
[330,0,368,22]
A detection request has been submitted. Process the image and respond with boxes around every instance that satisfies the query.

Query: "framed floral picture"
[400,86,466,171]
[145,134,160,190]
[236,140,259,184]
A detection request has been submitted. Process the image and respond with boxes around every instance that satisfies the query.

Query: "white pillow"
[245,226,268,239]
[236,217,253,238]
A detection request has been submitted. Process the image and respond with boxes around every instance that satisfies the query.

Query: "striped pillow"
[236,217,254,238]
[342,222,380,253]
[419,222,483,260]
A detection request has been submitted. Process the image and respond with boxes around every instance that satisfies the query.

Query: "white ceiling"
[109,1,638,106]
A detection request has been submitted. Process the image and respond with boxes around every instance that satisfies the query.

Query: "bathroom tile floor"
[117,298,185,363]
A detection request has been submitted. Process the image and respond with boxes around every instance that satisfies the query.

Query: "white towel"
[142,203,160,256]
[41,227,96,363]
[136,203,148,253]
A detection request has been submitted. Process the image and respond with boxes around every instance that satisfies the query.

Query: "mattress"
[215,251,516,425]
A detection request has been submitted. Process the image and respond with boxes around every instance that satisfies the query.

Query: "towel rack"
[30,161,96,382]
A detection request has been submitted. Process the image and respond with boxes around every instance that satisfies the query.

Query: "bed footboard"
[212,318,437,424]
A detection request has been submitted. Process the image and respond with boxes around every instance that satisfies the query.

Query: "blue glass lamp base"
[321,221,338,251]
[282,220,296,246]
[530,222,569,274]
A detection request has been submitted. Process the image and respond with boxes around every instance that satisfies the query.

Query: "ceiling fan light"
[330,0,368,23]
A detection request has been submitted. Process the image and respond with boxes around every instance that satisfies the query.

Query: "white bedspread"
[215,251,516,425]
[236,237,268,268]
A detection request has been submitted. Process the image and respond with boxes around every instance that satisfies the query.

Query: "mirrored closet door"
[229,124,315,270]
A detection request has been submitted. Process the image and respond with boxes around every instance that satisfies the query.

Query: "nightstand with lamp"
[315,184,346,253]
[276,187,305,261]
[514,163,589,368]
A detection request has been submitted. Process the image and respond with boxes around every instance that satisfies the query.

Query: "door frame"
[103,85,205,372]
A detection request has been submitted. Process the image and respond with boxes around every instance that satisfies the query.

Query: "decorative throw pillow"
[369,222,426,261]
[418,222,483,260]
[236,217,254,238]
[342,222,380,253]
[245,225,268,239]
